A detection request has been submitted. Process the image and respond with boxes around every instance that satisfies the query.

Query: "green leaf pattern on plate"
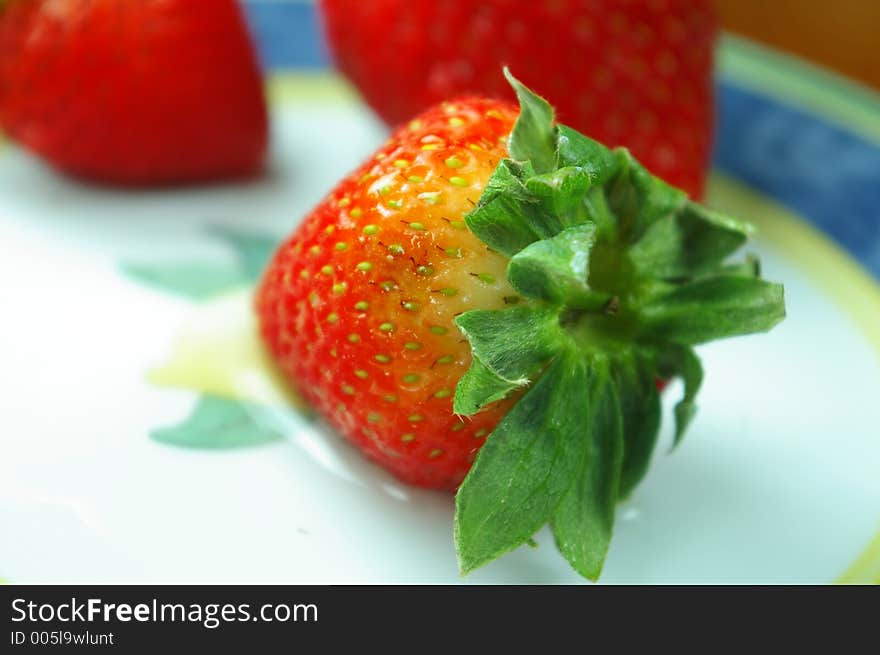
[121,226,278,299]
[151,395,285,449]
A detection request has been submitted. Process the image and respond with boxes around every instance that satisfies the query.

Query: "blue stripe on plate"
[242,0,330,70]
[714,84,880,280]
[242,0,880,281]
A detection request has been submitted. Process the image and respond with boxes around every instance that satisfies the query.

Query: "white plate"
[1,92,879,584]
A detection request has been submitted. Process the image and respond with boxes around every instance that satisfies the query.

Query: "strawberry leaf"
[638,276,785,345]
[555,125,619,184]
[525,166,593,231]
[453,306,567,415]
[713,253,762,279]
[503,68,556,174]
[451,73,786,580]
[605,149,688,241]
[464,159,541,257]
[453,358,522,416]
[507,224,609,310]
[551,356,623,580]
[614,353,662,498]
[655,344,704,446]
[455,350,590,574]
[628,203,752,279]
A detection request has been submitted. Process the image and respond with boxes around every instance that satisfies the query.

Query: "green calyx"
[453,69,786,581]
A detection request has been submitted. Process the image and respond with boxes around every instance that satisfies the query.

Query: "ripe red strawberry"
[320,0,716,199]
[256,72,784,579]
[259,96,520,490]
[0,0,267,185]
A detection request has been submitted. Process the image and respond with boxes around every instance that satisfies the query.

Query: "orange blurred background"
[716,0,880,89]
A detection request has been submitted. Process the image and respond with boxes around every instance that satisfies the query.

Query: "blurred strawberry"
[320,0,717,199]
[0,0,268,185]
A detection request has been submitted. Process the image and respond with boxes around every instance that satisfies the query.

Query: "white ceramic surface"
[1,101,878,584]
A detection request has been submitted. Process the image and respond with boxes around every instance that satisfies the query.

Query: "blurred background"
[3,0,878,189]
[242,0,880,88]
[715,0,880,90]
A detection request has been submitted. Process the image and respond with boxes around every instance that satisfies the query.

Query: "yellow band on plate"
[708,174,880,584]
[708,173,880,361]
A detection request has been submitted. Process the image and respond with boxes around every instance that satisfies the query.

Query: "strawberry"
[259,95,520,490]
[319,0,716,199]
[256,72,784,579]
[0,0,267,185]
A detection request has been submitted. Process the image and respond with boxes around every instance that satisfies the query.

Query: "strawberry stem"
[453,70,785,580]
